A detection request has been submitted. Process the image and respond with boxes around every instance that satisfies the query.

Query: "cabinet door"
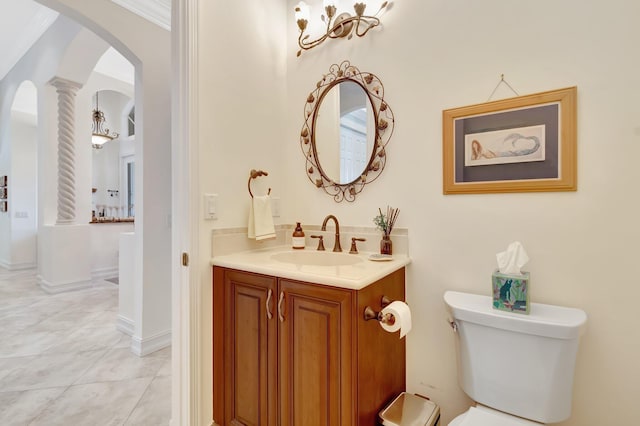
[224,270,278,426]
[278,279,354,426]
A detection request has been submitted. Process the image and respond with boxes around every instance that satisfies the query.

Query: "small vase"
[380,235,392,255]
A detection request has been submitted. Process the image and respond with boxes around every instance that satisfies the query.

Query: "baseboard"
[37,274,92,294]
[117,315,135,336]
[131,329,171,356]
[0,259,37,271]
[92,266,119,281]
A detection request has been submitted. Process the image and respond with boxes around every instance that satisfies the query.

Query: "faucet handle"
[310,235,325,251]
[349,237,366,254]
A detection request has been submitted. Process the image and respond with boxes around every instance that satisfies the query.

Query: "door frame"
[171,0,203,424]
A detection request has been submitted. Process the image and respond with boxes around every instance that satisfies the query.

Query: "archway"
[33,0,172,351]
[0,0,178,421]
[30,1,198,424]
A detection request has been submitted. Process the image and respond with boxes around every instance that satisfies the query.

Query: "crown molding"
[110,0,170,31]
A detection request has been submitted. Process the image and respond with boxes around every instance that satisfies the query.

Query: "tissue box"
[492,270,530,314]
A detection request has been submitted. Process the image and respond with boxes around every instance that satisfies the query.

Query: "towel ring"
[248,169,271,198]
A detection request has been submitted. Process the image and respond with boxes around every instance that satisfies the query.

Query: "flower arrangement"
[373,206,400,237]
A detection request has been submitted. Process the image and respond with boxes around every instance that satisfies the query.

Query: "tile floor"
[0,267,171,426]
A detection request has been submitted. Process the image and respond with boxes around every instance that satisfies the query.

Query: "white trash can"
[379,392,440,426]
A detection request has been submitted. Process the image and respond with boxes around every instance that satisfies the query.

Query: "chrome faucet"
[321,214,342,252]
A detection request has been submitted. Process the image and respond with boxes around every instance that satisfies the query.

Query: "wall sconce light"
[294,0,389,57]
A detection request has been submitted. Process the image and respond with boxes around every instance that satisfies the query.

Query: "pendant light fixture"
[91,91,119,149]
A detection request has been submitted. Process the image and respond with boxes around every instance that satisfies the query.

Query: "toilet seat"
[449,406,543,426]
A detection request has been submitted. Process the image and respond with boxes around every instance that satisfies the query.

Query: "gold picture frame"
[443,86,577,194]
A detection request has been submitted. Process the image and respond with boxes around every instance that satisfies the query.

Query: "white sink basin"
[271,251,363,266]
[212,245,411,289]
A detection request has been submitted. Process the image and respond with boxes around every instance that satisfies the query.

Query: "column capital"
[48,76,83,92]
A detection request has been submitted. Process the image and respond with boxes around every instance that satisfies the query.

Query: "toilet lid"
[457,407,541,426]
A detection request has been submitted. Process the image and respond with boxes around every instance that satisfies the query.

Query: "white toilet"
[444,291,587,426]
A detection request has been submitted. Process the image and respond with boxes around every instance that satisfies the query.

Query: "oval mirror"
[314,81,376,185]
[300,61,394,202]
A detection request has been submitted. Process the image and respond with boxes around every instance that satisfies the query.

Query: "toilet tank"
[444,291,587,424]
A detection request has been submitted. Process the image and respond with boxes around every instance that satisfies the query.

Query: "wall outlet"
[15,211,28,218]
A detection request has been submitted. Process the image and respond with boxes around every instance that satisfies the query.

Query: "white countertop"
[211,246,411,290]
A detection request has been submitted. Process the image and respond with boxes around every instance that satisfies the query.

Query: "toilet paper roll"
[380,300,412,338]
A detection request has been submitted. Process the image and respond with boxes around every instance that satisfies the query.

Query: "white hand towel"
[248,195,276,240]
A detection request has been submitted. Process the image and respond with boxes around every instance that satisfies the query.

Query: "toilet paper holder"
[363,295,396,325]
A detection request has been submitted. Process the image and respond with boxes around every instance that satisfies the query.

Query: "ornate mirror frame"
[300,60,395,202]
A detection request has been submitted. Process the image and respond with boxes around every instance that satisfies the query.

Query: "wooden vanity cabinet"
[213,266,406,426]
[215,269,277,426]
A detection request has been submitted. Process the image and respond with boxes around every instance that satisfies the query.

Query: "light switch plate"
[204,193,218,220]
[271,197,280,217]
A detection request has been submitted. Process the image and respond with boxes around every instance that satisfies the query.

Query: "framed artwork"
[0,175,6,186]
[0,201,6,212]
[0,186,6,199]
[443,86,577,194]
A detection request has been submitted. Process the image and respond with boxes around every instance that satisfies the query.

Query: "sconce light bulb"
[353,2,367,17]
[297,18,308,31]
[323,0,337,17]
[324,5,337,19]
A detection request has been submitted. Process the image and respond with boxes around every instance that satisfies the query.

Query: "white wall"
[197,0,288,421]
[0,101,10,265]
[287,1,640,424]
[199,0,640,424]
[0,84,38,270]
[0,123,10,266]
[90,222,134,279]
[0,16,82,270]
[7,115,38,269]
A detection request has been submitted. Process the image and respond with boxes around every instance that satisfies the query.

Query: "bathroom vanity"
[212,248,410,425]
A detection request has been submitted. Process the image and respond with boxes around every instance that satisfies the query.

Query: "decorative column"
[48,77,83,224]
[37,77,91,293]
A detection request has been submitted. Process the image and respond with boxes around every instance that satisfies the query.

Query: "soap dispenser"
[292,222,305,250]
